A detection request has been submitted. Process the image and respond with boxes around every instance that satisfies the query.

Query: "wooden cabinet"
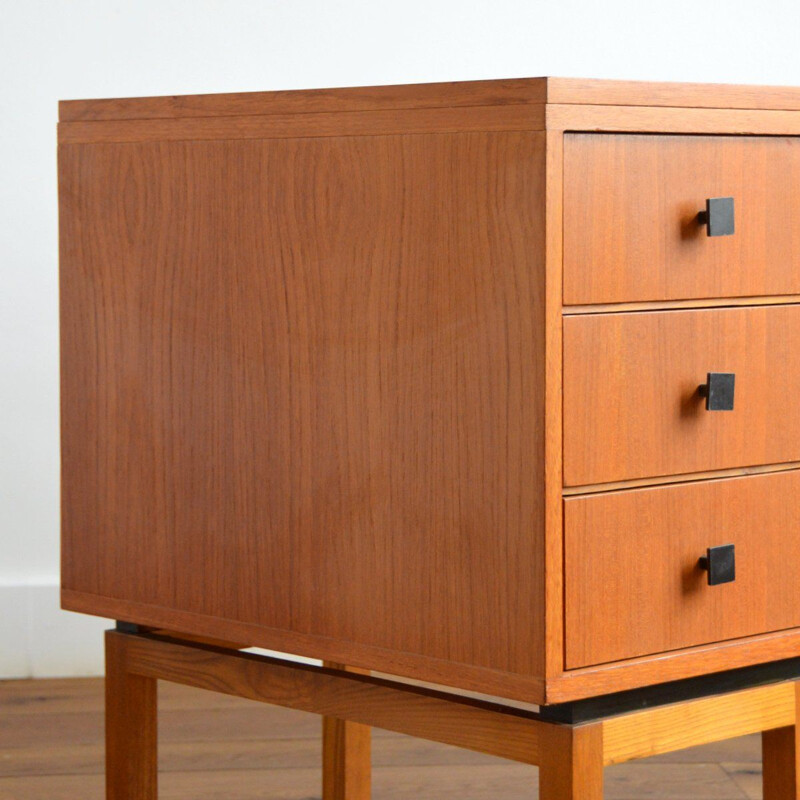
[59,78,800,705]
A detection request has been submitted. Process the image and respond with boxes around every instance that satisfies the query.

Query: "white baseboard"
[0,582,109,679]
[0,582,319,680]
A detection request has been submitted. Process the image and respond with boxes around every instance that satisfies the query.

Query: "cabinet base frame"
[105,626,800,799]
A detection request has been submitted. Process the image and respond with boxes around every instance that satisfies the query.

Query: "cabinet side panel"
[59,132,546,685]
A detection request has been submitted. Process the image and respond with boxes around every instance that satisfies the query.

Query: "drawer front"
[564,134,800,305]
[564,305,800,487]
[565,471,800,669]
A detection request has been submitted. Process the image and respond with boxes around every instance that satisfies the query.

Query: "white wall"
[3,0,800,678]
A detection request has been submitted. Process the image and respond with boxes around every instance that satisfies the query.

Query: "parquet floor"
[0,677,767,798]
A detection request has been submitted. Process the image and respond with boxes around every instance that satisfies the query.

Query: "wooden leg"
[763,725,799,800]
[106,631,158,799]
[322,662,371,800]
[539,723,604,800]
[763,683,800,800]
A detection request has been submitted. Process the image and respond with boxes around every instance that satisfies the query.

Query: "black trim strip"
[540,657,800,723]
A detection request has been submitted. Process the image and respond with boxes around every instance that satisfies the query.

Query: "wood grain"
[58,78,549,122]
[105,632,157,799]
[564,134,800,305]
[322,663,371,800]
[58,77,800,124]
[543,129,566,681]
[566,471,800,668]
[762,683,800,800]
[546,77,800,111]
[603,682,796,765]
[322,716,371,800]
[58,104,545,145]
[538,723,604,799]
[59,132,548,701]
[551,627,800,703]
[763,732,800,799]
[564,305,800,486]
[63,589,549,703]
[548,103,800,135]
[118,632,545,765]
[0,764,760,800]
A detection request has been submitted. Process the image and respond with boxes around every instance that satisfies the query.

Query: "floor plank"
[0,764,755,800]
[0,678,252,714]
[0,735,508,778]
[721,762,764,800]
[0,677,770,799]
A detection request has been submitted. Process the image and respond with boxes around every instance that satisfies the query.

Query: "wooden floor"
[0,677,768,799]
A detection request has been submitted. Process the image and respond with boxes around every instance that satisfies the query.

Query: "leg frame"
[105,632,158,800]
[104,628,800,799]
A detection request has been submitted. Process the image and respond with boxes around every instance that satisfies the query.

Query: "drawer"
[564,134,800,305]
[564,305,800,487]
[565,470,800,669]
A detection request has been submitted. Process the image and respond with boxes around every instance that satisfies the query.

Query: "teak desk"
[59,77,800,798]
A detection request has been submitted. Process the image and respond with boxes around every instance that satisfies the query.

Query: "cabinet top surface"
[58,77,800,122]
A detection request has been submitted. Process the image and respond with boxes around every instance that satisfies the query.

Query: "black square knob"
[698,372,735,411]
[698,544,736,586]
[701,197,735,237]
